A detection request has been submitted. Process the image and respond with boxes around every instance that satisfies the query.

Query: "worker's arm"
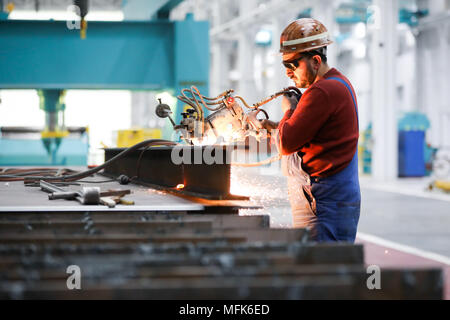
[277,87,333,155]
[259,92,299,131]
[259,119,279,130]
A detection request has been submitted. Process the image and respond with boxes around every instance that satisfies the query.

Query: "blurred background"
[0,0,449,195]
[1,0,449,187]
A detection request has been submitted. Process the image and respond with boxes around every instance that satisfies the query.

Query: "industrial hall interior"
[0,0,449,300]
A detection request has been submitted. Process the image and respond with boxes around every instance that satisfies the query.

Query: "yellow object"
[117,128,162,148]
[100,141,110,149]
[118,199,135,205]
[434,180,450,192]
[80,19,87,39]
[6,2,14,13]
[41,130,70,139]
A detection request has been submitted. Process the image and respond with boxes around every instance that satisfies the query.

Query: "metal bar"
[0,234,247,245]
[0,252,299,270]
[0,228,308,244]
[0,246,363,271]
[2,264,367,281]
[0,242,356,257]
[0,277,358,299]
[0,220,213,229]
[0,205,204,212]
[0,269,443,299]
[39,180,65,194]
[1,264,443,300]
[0,221,214,234]
[0,213,270,229]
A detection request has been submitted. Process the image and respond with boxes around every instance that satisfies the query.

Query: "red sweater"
[278,68,359,178]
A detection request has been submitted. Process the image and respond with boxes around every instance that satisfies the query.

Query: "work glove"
[281,90,302,114]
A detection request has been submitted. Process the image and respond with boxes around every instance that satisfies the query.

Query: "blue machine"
[0,1,209,165]
[0,130,89,166]
[398,112,430,177]
[360,113,431,177]
[398,131,426,177]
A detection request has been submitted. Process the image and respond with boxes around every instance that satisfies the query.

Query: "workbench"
[0,177,203,213]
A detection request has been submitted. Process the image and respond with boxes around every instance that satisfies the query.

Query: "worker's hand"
[281,92,301,114]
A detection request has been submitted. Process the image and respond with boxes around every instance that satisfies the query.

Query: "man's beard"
[291,61,317,88]
[301,61,317,88]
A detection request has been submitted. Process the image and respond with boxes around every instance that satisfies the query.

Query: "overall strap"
[326,76,359,126]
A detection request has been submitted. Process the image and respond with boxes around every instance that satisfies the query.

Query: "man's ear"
[313,55,322,69]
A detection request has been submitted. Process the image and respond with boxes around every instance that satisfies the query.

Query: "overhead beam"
[210,0,312,39]
[0,18,208,91]
[0,19,174,89]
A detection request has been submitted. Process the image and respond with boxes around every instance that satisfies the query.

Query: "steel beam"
[0,269,443,299]
[0,228,308,244]
[0,212,270,228]
[103,146,243,200]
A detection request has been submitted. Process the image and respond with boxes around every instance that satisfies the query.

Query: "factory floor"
[358,176,450,258]
[231,166,450,299]
[358,176,450,300]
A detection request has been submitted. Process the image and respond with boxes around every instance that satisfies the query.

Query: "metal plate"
[0,180,203,212]
[104,146,248,200]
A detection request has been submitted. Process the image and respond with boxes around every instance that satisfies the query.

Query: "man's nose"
[286,69,294,77]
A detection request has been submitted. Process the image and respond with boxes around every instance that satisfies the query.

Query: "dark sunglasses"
[282,55,306,71]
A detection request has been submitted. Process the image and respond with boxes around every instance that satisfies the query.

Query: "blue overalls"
[309,77,361,242]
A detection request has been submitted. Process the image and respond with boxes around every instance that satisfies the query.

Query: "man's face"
[282,53,316,88]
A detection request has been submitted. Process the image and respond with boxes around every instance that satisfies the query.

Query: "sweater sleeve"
[277,87,333,155]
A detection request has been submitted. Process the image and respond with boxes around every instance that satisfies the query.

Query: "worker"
[262,18,360,242]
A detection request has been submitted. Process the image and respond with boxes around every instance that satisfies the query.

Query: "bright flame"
[176,184,185,190]
[230,179,252,197]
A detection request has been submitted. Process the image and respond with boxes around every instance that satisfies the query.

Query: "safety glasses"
[282,55,306,71]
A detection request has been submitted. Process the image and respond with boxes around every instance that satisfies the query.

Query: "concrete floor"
[358,188,450,258]
[231,166,450,258]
